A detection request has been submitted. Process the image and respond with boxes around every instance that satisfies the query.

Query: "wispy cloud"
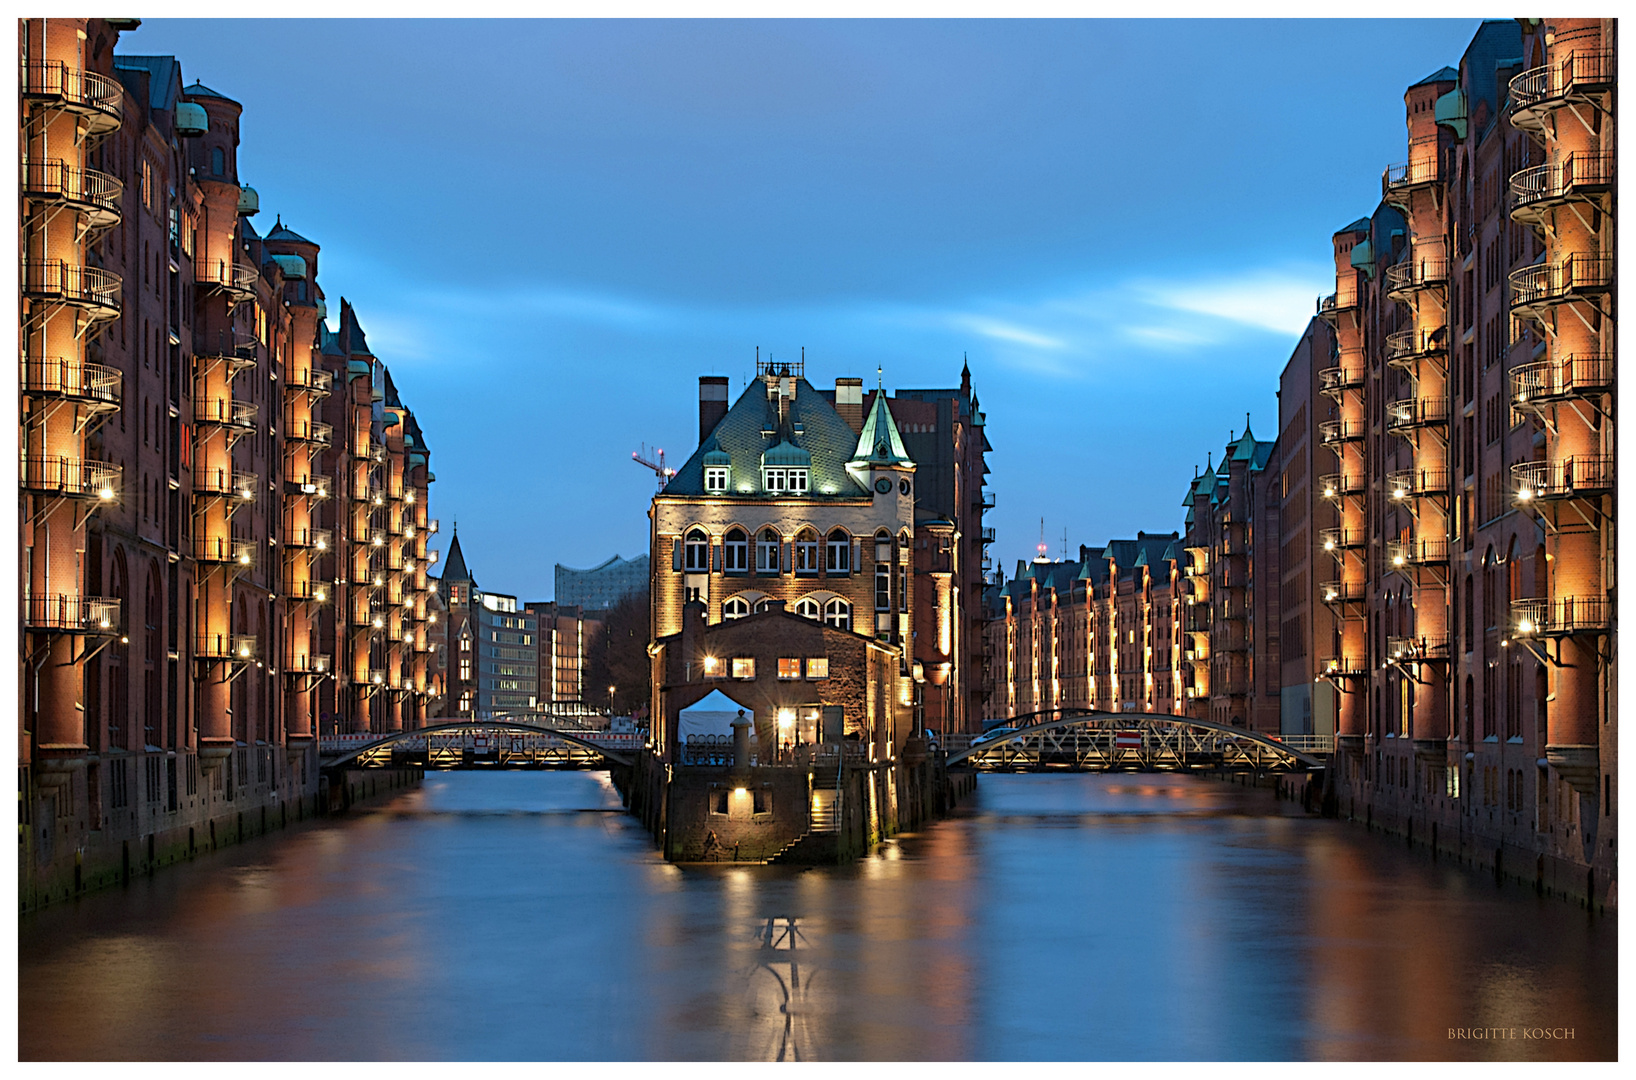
[1137,270,1327,337]
[949,315,1066,350]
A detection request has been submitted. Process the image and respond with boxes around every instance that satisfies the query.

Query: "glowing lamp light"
[1392,488,1406,500]
[99,486,116,501]
[1323,539,1335,551]
[1392,553,1405,566]
[372,616,384,629]
[1517,618,1534,635]
[1324,591,1338,602]
[238,552,252,565]
[374,576,383,586]
[427,613,437,623]
[372,673,383,685]
[1518,487,1533,501]
[373,536,384,546]
[316,538,328,550]
[1323,486,1336,498]
[314,589,327,603]
[238,644,251,658]
[733,787,747,796]
[702,655,718,673]
[777,708,796,728]
[120,635,129,644]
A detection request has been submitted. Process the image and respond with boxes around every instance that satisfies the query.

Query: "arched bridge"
[946,710,1327,773]
[320,720,637,769]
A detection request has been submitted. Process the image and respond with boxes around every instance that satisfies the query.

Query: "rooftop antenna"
[1036,517,1048,562]
[1061,528,1068,561]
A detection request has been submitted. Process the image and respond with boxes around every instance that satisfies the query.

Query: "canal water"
[18,771,1616,1061]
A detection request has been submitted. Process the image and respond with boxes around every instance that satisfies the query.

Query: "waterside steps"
[767,766,843,864]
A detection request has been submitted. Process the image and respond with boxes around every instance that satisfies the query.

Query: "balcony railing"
[976,489,996,511]
[195,537,256,567]
[1384,257,1449,299]
[1318,471,1365,499]
[21,356,121,407]
[1320,579,1366,604]
[195,259,259,298]
[288,475,332,501]
[195,329,258,366]
[1386,537,1448,568]
[193,467,258,501]
[1319,528,1367,555]
[285,527,333,551]
[21,260,121,317]
[283,578,330,602]
[23,594,120,634]
[21,455,120,500]
[1382,155,1442,196]
[195,397,258,430]
[1386,467,1449,501]
[1511,354,1614,408]
[1512,595,1610,637]
[1510,256,1614,315]
[1509,50,1615,130]
[1319,419,1367,445]
[287,368,334,395]
[197,633,259,661]
[1509,153,1615,223]
[20,159,122,227]
[1387,634,1452,661]
[1386,397,1450,433]
[20,61,124,133]
[1384,327,1447,367]
[1319,655,1368,678]
[1513,456,1615,502]
[1318,365,1366,395]
[285,418,333,446]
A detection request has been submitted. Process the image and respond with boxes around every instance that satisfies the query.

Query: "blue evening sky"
[121,18,1483,600]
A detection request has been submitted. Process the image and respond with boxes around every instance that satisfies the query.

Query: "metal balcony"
[976,489,996,512]
[1386,537,1448,568]
[288,475,332,501]
[1509,50,1615,132]
[1387,634,1452,662]
[1382,154,1442,200]
[285,418,333,446]
[1512,595,1610,638]
[1510,256,1614,319]
[1319,419,1367,445]
[20,159,122,230]
[196,633,258,661]
[1384,257,1449,300]
[1513,456,1615,503]
[1320,579,1366,605]
[20,61,124,134]
[21,260,121,321]
[1386,397,1449,434]
[195,329,258,371]
[1319,528,1367,555]
[285,526,332,551]
[1511,354,1614,409]
[195,537,256,567]
[21,455,120,500]
[980,526,996,544]
[21,356,121,408]
[1384,327,1447,368]
[193,467,257,501]
[1319,655,1368,678]
[1386,467,1449,501]
[1509,153,1615,224]
[195,397,258,431]
[1318,364,1366,396]
[23,594,120,634]
[282,578,330,602]
[1318,471,1365,499]
[195,258,259,301]
[287,367,334,396]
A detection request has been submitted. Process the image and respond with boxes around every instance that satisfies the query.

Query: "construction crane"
[632,443,676,492]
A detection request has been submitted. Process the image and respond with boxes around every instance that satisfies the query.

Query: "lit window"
[762,467,810,494]
[723,596,750,620]
[684,528,709,572]
[705,466,730,493]
[806,657,829,679]
[723,528,748,573]
[732,657,756,679]
[795,597,821,620]
[824,598,852,631]
[778,658,801,680]
[826,529,850,573]
[794,528,819,574]
[757,529,781,573]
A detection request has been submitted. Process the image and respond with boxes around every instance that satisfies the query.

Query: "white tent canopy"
[678,690,755,743]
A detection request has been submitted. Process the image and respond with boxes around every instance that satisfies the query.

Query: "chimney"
[835,377,864,433]
[699,377,729,445]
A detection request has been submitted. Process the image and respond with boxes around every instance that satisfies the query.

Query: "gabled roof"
[264,217,315,246]
[1335,216,1372,236]
[853,390,911,466]
[662,377,874,499]
[1411,65,1460,88]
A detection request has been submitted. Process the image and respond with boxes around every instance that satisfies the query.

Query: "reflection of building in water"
[748,916,815,1062]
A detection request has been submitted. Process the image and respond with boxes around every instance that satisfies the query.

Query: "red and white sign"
[1115,731,1142,749]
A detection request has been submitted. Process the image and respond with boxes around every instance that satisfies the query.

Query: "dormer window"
[705,466,730,493]
[762,467,808,494]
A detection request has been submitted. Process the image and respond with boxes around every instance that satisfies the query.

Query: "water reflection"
[18,771,1615,1061]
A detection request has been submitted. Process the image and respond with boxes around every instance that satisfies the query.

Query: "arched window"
[756,528,781,573]
[1506,537,1520,610]
[723,596,750,620]
[826,529,850,573]
[684,529,709,572]
[795,597,822,620]
[723,528,748,573]
[823,598,852,631]
[1463,574,1474,647]
[211,146,225,176]
[794,528,819,574]
[874,529,893,562]
[145,563,162,747]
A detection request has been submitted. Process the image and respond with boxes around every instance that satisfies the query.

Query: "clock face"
[875,478,892,494]
[899,478,911,495]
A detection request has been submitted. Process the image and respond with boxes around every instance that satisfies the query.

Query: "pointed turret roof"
[853,391,912,466]
[442,526,474,586]
[264,216,315,246]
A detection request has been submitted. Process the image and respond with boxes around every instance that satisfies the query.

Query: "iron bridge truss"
[946,710,1327,773]
[320,720,637,769]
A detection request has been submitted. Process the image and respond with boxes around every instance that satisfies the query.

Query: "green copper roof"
[853,391,911,466]
[762,438,811,467]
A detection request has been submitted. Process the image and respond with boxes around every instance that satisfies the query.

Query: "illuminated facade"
[18,20,440,908]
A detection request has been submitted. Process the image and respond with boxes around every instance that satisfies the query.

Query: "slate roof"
[113,55,182,111]
[181,79,237,102]
[663,377,891,499]
[264,218,316,246]
[1411,65,1460,88]
[442,528,474,586]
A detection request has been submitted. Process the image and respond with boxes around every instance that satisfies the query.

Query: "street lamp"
[608,684,616,716]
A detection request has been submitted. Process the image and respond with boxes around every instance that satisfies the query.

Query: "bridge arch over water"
[946,709,1327,772]
[320,720,636,769]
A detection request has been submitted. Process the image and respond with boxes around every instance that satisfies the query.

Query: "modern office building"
[19,19,440,908]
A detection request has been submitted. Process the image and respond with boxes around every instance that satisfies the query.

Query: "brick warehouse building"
[19,19,443,909]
